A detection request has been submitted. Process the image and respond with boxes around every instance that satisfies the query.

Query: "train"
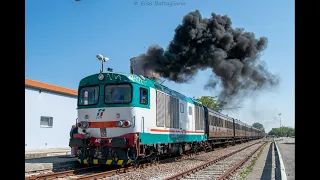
[69,57,264,166]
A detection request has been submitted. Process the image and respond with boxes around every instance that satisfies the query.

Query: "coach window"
[140,88,148,105]
[180,103,184,113]
[189,106,192,115]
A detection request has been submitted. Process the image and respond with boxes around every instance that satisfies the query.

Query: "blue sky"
[26,0,294,132]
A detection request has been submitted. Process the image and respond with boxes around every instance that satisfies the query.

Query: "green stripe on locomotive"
[139,133,207,144]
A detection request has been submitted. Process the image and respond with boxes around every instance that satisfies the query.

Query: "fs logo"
[96,109,105,119]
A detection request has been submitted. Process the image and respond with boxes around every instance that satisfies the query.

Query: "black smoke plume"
[138,10,279,103]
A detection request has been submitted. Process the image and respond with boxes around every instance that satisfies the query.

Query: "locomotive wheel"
[177,146,183,156]
[211,143,215,150]
[127,147,138,162]
[192,145,199,153]
[150,155,159,163]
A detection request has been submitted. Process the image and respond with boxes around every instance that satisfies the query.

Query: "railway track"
[26,149,215,180]
[24,166,103,180]
[108,140,263,180]
[25,146,212,180]
[25,139,263,180]
[164,141,266,180]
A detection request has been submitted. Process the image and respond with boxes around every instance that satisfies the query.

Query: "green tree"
[195,96,226,112]
[252,122,265,132]
[268,128,280,136]
[268,126,294,136]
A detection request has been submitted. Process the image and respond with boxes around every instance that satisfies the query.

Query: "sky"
[26,0,294,133]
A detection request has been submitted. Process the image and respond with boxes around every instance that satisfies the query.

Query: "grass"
[239,142,269,180]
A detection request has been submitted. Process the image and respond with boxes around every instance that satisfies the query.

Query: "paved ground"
[25,155,78,172]
[25,148,71,159]
[276,137,295,180]
[245,140,276,180]
[25,148,77,172]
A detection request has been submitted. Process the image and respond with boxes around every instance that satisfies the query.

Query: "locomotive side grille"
[195,106,204,131]
[156,91,180,129]
[199,107,204,130]
[171,96,179,129]
[195,106,199,130]
[165,94,171,128]
[175,98,179,128]
[170,96,174,128]
[156,91,165,127]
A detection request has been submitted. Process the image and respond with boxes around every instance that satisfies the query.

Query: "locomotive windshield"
[105,84,132,104]
[78,85,99,106]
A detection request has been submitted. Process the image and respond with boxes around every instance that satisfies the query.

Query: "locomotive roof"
[79,72,201,105]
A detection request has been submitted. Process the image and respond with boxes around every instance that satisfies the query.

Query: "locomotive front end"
[69,73,140,166]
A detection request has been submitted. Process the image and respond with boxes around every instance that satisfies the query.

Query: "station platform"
[275,137,295,180]
[25,155,78,172]
[245,140,276,180]
[25,148,71,159]
[25,148,78,173]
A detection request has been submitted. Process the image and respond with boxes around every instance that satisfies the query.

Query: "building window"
[40,116,53,128]
[140,88,148,105]
[180,103,184,113]
[189,106,192,115]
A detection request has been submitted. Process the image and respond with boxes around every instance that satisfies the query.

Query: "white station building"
[25,78,78,150]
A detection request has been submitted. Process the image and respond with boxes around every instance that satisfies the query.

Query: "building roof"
[25,78,77,97]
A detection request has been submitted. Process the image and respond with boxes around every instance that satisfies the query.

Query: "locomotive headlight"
[117,121,123,127]
[98,73,104,80]
[81,121,89,129]
[123,120,131,127]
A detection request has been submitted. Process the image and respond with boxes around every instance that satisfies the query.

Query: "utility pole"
[278,113,282,137]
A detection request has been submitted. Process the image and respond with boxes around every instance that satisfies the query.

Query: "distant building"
[25,78,78,150]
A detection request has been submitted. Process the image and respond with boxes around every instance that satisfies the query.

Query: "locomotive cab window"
[78,85,99,106]
[140,88,148,105]
[105,84,132,104]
